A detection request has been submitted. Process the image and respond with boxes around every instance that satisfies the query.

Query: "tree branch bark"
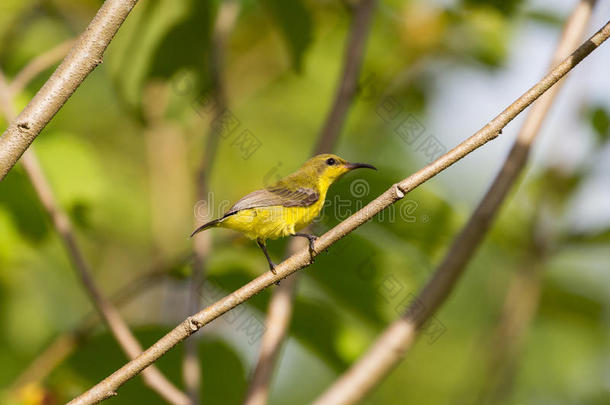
[244,1,377,403]
[17,140,191,405]
[0,0,139,180]
[242,242,303,405]
[314,0,377,153]
[0,66,190,405]
[11,253,189,391]
[476,254,545,405]
[66,17,610,404]
[312,4,600,404]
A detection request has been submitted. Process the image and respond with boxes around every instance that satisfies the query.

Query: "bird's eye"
[326,158,336,166]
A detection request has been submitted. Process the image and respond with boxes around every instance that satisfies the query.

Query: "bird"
[190,153,376,274]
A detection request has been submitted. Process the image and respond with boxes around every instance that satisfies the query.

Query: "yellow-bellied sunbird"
[190,154,376,273]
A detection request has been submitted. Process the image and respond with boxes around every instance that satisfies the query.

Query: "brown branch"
[20,153,190,405]
[244,1,377,403]
[8,39,75,97]
[183,2,240,403]
[11,254,187,390]
[0,0,139,180]
[243,241,304,405]
[66,18,610,405]
[476,173,555,404]
[477,257,544,405]
[312,3,600,404]
[314,0,377,153]
[0,71,189,404]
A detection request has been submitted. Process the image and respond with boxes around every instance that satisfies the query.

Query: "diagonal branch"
[312,3,599,404]
[314,0,377,153]
[20,155,190,405]
[0,70,189,404]
[11,253,190,391]
[244,1,377,404]
[67,19,610,405]
[476,246,546,404]
[0,0,139,180]
[242,241,303,405]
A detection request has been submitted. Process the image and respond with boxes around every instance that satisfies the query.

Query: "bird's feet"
[257,238,280,284]
[267,263,281,285]
[293,233,318,263]
[306,235,318,260]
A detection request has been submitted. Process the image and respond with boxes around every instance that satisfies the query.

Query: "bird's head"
[301,154,377,186]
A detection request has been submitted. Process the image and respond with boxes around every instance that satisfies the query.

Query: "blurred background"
[1,0,609,404]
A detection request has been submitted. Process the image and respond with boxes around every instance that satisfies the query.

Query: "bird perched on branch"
[191,153,376,274]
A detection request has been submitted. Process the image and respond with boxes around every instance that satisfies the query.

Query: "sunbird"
[191,154,376,273]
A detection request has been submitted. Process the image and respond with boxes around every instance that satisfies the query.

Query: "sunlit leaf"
[258,0,313,71]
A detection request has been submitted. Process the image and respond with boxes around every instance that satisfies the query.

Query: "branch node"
[186,316,202,333]
[17,122,31,131]
[394,185,405,199]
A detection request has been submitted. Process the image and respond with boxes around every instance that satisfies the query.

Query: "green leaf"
[524,9,564,27]
[589,106,610,142]
[307,236,390,326]
[290,297,348,370]
[0,167,50,243]
[258,0,313,71]
[198,339,247,404]
[460,0,524,16]
[147,0,214,84]
[208,270,348,370]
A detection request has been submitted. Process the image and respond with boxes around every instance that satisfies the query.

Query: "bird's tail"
[190,218,222,237]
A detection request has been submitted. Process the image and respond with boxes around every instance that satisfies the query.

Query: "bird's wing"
[224,185,319,216]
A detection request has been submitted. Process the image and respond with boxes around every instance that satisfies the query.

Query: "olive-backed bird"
[190,154,376,274]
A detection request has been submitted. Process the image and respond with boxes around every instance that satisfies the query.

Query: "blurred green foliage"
[1,1,609,405]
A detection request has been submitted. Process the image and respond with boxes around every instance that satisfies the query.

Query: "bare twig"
[243,241,303,405]
[476,169,556,405]
[183,2,240,403]
[0,70,189,404]
[477,257,544,405]
[314,0,377,153]
[244,1,377,403]
[0,0,139,180]
[67,19,610,405]
[8,39,75,97]
[12,254,188,390]
[312,4,599,405]
[22,151,190,405]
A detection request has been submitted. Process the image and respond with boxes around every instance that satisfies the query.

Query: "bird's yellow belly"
[220,203,322,240]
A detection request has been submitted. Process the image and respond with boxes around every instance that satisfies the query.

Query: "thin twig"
[22,151,190,405]
[476,168,555,405]
[183,2,240,403]
[242,241,303,405]
[67,19,610,405]
[312,4,599,404]
[244,1,377,403]
[476,256,545,405]
[314,0,377,153]
[0,70,190,405]
[11,253,189,390]
[0,0,139,180]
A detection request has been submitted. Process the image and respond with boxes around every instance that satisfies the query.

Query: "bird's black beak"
[345,162,377,171]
